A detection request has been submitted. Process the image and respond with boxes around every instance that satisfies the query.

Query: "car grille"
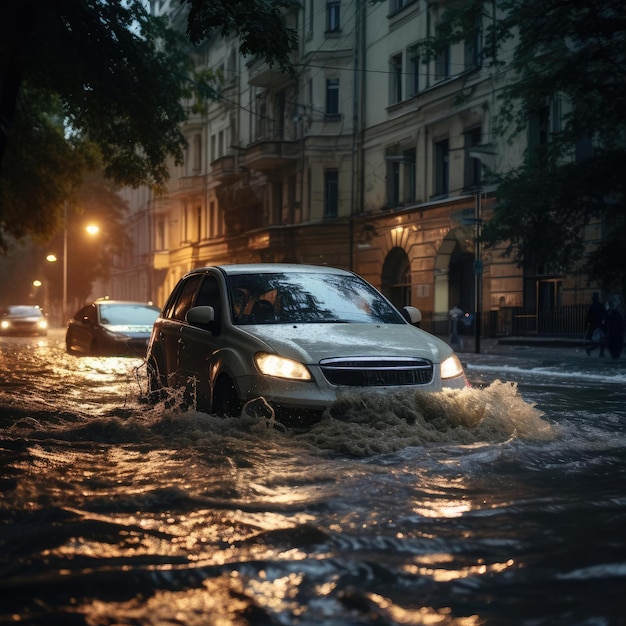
[319,357,434,387]
[8,321,38,331]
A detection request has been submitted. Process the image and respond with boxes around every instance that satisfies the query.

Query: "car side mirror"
[186,306,218,332]
[402,305,422,327]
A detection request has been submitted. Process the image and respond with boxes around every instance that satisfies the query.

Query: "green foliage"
[183,0,299,73]
[587,227,626,294]
[0,0,295,250]
[432,0,626,290]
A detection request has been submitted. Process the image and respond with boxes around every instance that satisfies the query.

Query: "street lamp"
[47,204,100,323]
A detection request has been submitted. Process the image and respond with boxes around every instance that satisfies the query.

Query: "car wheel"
[66,332,76,354]
[146,360,165,404]
[212,376,242,417]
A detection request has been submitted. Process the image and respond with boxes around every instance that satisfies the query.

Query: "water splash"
[296,381,556,456]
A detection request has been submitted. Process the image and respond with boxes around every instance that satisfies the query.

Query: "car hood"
[240,323,453,363]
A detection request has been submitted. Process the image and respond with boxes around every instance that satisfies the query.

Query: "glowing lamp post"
[47,208,100,323]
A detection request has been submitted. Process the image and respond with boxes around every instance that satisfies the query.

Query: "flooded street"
[1,330,625,625]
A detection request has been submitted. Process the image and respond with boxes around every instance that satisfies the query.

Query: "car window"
[5,306,43,317]
[194,275,221,322]
[74,306,96,323]
[169,275,203,321]
[98,304,160,325]
[227,272,404,325]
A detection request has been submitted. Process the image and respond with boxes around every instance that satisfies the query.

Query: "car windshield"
[227,272,404,325]
[98,304,160,326]
[1,306,43,318]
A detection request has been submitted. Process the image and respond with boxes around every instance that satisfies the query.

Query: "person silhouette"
[605,295,624,360]
[585,292,606,356]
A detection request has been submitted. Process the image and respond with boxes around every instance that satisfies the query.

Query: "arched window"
[382,247,411,309]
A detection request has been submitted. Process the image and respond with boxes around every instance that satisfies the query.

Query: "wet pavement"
[1,330,625,625]
[444,335,625,370]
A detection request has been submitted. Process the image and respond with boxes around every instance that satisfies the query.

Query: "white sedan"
[146,264,467,423]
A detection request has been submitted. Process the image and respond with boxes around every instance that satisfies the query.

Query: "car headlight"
[1,321,9,330]
[440,353,465,379]
[37,320,48,329]
[255,352,312,381]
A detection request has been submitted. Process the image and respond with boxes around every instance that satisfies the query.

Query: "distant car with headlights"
[146,264,467,422]
[0,305,48,336]
[66,300,160,356]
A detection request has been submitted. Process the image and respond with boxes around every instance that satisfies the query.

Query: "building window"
[464,12,483,70]
[326,1,340,32]
[193,135,202,171]
[528,105,550,166]
[434,139,449,197]
[435,27,450,81]
[324,169,339,217]
[254,90,267,140]
[390,0,413,14]
[326,78,339,116]
[464,127,482,190]
[196,205,203,241]
[288,175,297,222]
[407,45,420,97]
[387,160,401,207]
[403,148,416,203]
[181,205,189,243]
[386,149,416,207]
[208,201,216,238]
[389,53,403,104]
[156,218,165,250]
[218,130,224,158]
[272,182,283,224]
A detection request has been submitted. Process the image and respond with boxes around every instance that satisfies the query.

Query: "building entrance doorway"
[449,245,475,313]
[381,247,411,310]
[434,227,475,315]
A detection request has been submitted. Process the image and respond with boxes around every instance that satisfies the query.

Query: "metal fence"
[420,305,588,339]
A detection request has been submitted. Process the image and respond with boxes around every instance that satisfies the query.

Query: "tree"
[0,173,130,313]
[0,0,298,250]
[418,0,626,293]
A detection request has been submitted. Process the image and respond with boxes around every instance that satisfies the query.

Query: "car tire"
[146,360,165,404]
[212,376,242,417]
[66,333,76,354]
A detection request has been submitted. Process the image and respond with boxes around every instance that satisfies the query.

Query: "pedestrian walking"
[585,292,607,356]
[449,305,463,351]
[605,295,624,360]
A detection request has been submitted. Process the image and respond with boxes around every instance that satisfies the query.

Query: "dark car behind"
[66,300,160,356]
[0,305,48,336]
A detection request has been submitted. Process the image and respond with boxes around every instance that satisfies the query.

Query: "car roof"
[92,300,158,306]
[186,263,354,277]
[2,305,43,313]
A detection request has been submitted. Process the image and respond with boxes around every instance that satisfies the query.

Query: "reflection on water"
[0,335,625,625]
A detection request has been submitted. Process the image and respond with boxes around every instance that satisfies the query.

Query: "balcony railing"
[244,139,299,171]
[211,155,239,184]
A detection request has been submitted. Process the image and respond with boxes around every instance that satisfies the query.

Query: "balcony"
[165,174,205,196]
[211,155,240,184]
[244,140,299,172]
[247,57,291,88]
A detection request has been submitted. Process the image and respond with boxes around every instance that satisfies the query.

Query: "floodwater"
[1,331,625,626]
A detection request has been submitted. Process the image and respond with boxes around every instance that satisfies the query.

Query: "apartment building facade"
[96,0,598,332]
